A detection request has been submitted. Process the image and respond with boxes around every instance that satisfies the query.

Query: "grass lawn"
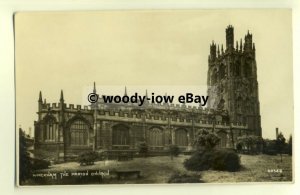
[34,154,292,184]
[201,154,292,183]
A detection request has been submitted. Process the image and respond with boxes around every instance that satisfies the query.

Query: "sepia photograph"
[15,9,294,185]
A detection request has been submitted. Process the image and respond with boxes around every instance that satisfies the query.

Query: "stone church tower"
[207,25,262,136]
[33,25,258,162]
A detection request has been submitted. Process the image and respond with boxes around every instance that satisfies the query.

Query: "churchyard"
[27,153,292,185]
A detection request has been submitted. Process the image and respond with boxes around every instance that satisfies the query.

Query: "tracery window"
[70,120,89,146]
[234,62,241,76]
[44,117,56,142]
[244,62,252,77]
[211,69,218,84]
[112,124,129,145]
[219,64,226,80]
[149,128,163,146]
[175,129,188,146]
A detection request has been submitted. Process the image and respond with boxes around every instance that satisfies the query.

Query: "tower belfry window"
[244,62,252,77]
[211,69,218,84]
[219,64,226,80]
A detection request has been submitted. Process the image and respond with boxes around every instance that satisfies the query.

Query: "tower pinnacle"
[38,91,42,102]
[226,25,234,49]
[93,82,96,94]
[60,90,64,102]
[124,86,128,96]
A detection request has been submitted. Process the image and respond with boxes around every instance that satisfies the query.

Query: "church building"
[34,26,262,161]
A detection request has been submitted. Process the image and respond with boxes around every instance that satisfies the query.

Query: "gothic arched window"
[236,97,242,113]
[235,62,241,76]
[175,129,188,146]
[70,120,89,146]
[43,116,56,142]
[211,69,218,85]
[149,128,163,147]
[245,98,252,114]
[219,64,226,80]
[244,62,252,77]
[217,131,227,148]
[112,124,129,145]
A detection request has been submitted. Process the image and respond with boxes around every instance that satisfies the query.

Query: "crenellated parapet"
[94,105,239,126]
[38,102,91,112]
[94,108,247,129]
[65,104,90,111]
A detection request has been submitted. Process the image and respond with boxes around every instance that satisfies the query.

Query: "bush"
[184,151,213,171]
[31,158,50,170]
[194,129,220,150]
[78,151,98,165]
[211,149,240,172]
[236,143,243,152]
[168,173,203,183]
[138,141,148,157]
[184,149,241,172]
[263,139,278,155]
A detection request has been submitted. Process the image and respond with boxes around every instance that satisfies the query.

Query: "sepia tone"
[15,10,293,140]
[33,26,261,162]
[16,10,293,185]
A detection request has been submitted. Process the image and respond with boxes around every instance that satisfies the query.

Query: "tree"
[276,132,286,162]
[237,135,263,154]
[169,145,180,160]
[19,128,32,184]
[262,139,277,155]
[193,129,220,150]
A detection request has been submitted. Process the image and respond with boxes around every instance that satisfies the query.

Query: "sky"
[15,9,293,139]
